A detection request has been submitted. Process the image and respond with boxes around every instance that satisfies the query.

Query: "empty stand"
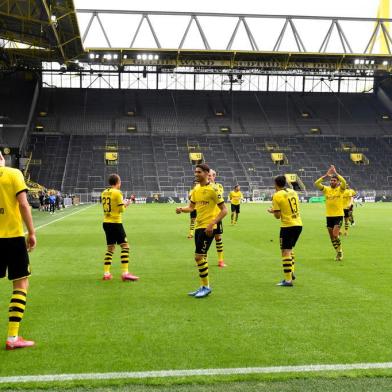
[26,89,392,195]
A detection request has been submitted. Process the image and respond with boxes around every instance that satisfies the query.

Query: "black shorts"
[0,237,31,281]
[231,204,240,213]
[103,223,128,245]
[344,209,350,218]
[194,228,214,255]
[190,210,197,219]
[326,217,343,229]
[214,221,223,235]
[280,226,302,249]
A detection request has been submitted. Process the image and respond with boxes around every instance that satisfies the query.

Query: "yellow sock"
[8,289,27,337]
[197,255,209,287]
[291,250,295,274]
[120,248,130,274]
[104,250,114,274]
[215,238,224,262]
[282,256,293,282]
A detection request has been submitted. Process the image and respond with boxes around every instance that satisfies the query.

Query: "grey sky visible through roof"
[74,0,383,52]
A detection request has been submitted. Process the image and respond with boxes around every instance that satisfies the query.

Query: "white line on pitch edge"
[1,362,392,383]
[34,204,95,232]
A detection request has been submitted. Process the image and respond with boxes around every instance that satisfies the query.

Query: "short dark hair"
[331,175,339,180]
[234,184,240,189]
[274,175,287,188]
[195,163,210,173]
[108,174,120,186]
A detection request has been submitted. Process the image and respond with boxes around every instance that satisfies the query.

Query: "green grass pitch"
[0,202,392,390]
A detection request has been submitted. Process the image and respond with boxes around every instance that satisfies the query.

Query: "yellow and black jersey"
[213,182,224,217]
[101,188,125,223]
[315,176,346,217]
[0,167,28,238]
[272,188,303,227]
[343,189,356,209]
[190,182,224,229]
[188,188,195,201]
[229,190,243,205]
[215,182,224,195]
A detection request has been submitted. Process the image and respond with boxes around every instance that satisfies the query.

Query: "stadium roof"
[0,0,83,66]
[0,0,391,75]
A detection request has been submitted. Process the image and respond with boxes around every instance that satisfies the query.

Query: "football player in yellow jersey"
[314,165,346,261]
[229,185,243,225]
[342,186,356,236]
[187,182,197,239]
[208,169,226,268]
[101,174,139,282]
[176,164,227,298]
[268,175,302,287]
[0,151,36,350]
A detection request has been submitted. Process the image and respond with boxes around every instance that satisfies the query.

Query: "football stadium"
[1,0,392,390]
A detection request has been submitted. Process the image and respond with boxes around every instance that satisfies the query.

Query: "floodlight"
[154,55,159,60]
[89,53,94,59]
[142,54,147,60]
[113,54,118,60]
[383,61,388,66]
[136,54,141,60]
[354,59,360,65]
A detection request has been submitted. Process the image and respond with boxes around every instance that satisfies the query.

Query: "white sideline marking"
[1,362,392,383]
[34,204,95,232]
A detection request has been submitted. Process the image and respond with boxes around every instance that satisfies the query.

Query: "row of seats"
[34,89,392,137]
[27,133,392,195]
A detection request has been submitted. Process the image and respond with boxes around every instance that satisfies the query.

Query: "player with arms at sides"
[187,181,197,239]
[208,169,226,268]
[0,151,36,350]
[268,175,302,287]
[314,165,346,261]
[101,174,139,281]
[176,164,227,298]
[342,185,356,236]
[229,185,243,225]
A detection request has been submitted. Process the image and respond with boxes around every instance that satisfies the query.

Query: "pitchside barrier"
[61,190,392,205]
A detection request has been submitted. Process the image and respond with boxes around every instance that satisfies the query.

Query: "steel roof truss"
[335,20,352,53]
[96,13,111,48]
[380,21,392,54]
[273,19,289,51]
[81,12,94,43]
[130,14,161,48]
[288,18,306,52]
[365,21,381,54]
[179,15,210,50]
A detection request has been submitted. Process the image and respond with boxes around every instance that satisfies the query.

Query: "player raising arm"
[314,165,346,261]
